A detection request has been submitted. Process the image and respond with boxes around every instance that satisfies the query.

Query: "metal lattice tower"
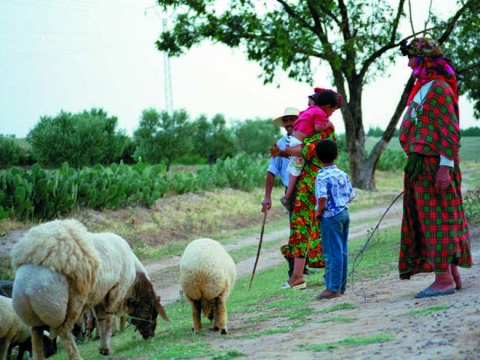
[163,18,173,113]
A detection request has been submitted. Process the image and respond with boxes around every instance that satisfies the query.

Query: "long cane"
[249,209,268,289]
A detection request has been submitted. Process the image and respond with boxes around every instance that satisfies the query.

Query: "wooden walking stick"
[249,209,268,289]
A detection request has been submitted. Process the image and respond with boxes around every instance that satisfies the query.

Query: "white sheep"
[179,238,236,335]
[10,219,169,360]
[0,295,31,360]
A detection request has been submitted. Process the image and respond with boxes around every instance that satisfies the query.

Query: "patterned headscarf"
[400,37,443,58]
[402,37,459,116]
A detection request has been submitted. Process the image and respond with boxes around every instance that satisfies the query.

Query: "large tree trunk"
[341,75,415,190]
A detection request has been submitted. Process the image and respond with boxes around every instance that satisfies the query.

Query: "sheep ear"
[155,296,170,322]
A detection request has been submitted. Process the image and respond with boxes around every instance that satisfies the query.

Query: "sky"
[0,0,478,138]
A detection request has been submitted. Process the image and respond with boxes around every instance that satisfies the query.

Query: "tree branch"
[457,60,480,74]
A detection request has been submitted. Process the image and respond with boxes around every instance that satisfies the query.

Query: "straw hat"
[272,107,300,127]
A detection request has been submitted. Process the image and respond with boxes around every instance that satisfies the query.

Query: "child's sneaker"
[280,196,293,212]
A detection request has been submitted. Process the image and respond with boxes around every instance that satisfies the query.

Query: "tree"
[27,109,127,168]
[155,0,480,189]
[134,108,193,171]
[190,114,235,163]
[0,136,24,169]
[232,118,283,156]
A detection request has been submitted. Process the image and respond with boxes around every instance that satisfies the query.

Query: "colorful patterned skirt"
[281,130,335,268]
[399,154,472,279]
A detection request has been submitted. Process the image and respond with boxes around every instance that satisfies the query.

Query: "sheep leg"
[119,316,127,332]
[85,309,96,340]
[191,300,202,333]
[59,331,82,360]
[97,314,115,355]
[31,327,44,360]
[214,297,228,335]
[0,338,9,360]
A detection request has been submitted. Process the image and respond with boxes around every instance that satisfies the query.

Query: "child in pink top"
[280,90,338,211]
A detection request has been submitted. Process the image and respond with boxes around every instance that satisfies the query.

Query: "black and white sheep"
[179,238,236,335]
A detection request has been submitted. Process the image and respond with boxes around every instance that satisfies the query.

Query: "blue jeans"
[320,209,350,292]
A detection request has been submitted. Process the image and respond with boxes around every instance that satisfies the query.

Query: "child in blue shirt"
[314,139,355,299]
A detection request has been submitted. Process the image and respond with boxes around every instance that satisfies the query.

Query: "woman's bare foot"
[428,268,456,292]
[451,264,462,290]
[288,275,305,287]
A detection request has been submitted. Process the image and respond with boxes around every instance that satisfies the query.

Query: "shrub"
[0,136,24,169]
[27,109,127,168]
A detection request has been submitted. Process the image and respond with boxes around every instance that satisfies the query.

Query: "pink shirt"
[294,105,328,137]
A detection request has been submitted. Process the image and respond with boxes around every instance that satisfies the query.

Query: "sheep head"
[124,272,169,340]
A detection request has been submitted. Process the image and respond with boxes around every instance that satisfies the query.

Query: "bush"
[27,108,128,168]
[0,136,24,169]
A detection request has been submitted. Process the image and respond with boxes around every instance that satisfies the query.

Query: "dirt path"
[146,199,405,306]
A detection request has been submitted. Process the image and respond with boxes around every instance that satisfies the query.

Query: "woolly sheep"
[0,281,57,360]
[179,238,236,335]
[0,295,31,360]
[10,219,169,360]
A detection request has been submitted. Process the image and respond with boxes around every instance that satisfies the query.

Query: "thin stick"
[249,209,268,289]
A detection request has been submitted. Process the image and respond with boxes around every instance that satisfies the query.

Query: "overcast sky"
[1,0,477,138]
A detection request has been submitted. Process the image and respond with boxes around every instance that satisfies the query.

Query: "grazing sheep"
[0,295,31,360]
[179,238,236,335]
[0,282,57,360]
[10,219,169,360]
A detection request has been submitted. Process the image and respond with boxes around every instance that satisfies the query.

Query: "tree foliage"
[27,109,128,168]
[0,137,24,169]
[190,114,235,164]
[231,118,283,156]
[134,108,194,170]
[155,0,480,189]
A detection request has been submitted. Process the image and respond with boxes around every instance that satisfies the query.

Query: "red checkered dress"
[398,79,472,279]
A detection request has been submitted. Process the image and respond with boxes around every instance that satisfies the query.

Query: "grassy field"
[365,135,480,162]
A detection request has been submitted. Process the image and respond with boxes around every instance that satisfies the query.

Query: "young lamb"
[10,218,169,360]
[179,238,236,335]
[0,295,31,360]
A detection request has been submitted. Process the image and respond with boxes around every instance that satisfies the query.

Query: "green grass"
[306,333,394,351]
[45,223,403,360]
[404,305,449,316]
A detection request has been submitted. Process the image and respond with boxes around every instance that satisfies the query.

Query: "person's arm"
[315,120,334,133]
[261,171,276,212]
[270,143,302,158]
[315,197,326,221]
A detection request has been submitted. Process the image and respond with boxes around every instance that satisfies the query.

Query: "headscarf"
[401,37,458,113]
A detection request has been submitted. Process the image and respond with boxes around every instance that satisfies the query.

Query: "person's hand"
[261,197,272,212]
[270,144,281,157]
[435,165,452,193]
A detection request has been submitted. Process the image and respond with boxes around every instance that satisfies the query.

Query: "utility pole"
[163,18,173,114]
[145,6,174,114]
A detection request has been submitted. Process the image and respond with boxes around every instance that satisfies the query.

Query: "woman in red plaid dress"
[398,37,472,298]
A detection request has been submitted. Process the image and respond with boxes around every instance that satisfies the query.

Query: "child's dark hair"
[314,90,338,108]
[315,139,338,163]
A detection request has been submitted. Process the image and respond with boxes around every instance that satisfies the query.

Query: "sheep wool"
[179,238,236,335]
[0,295,31,360]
